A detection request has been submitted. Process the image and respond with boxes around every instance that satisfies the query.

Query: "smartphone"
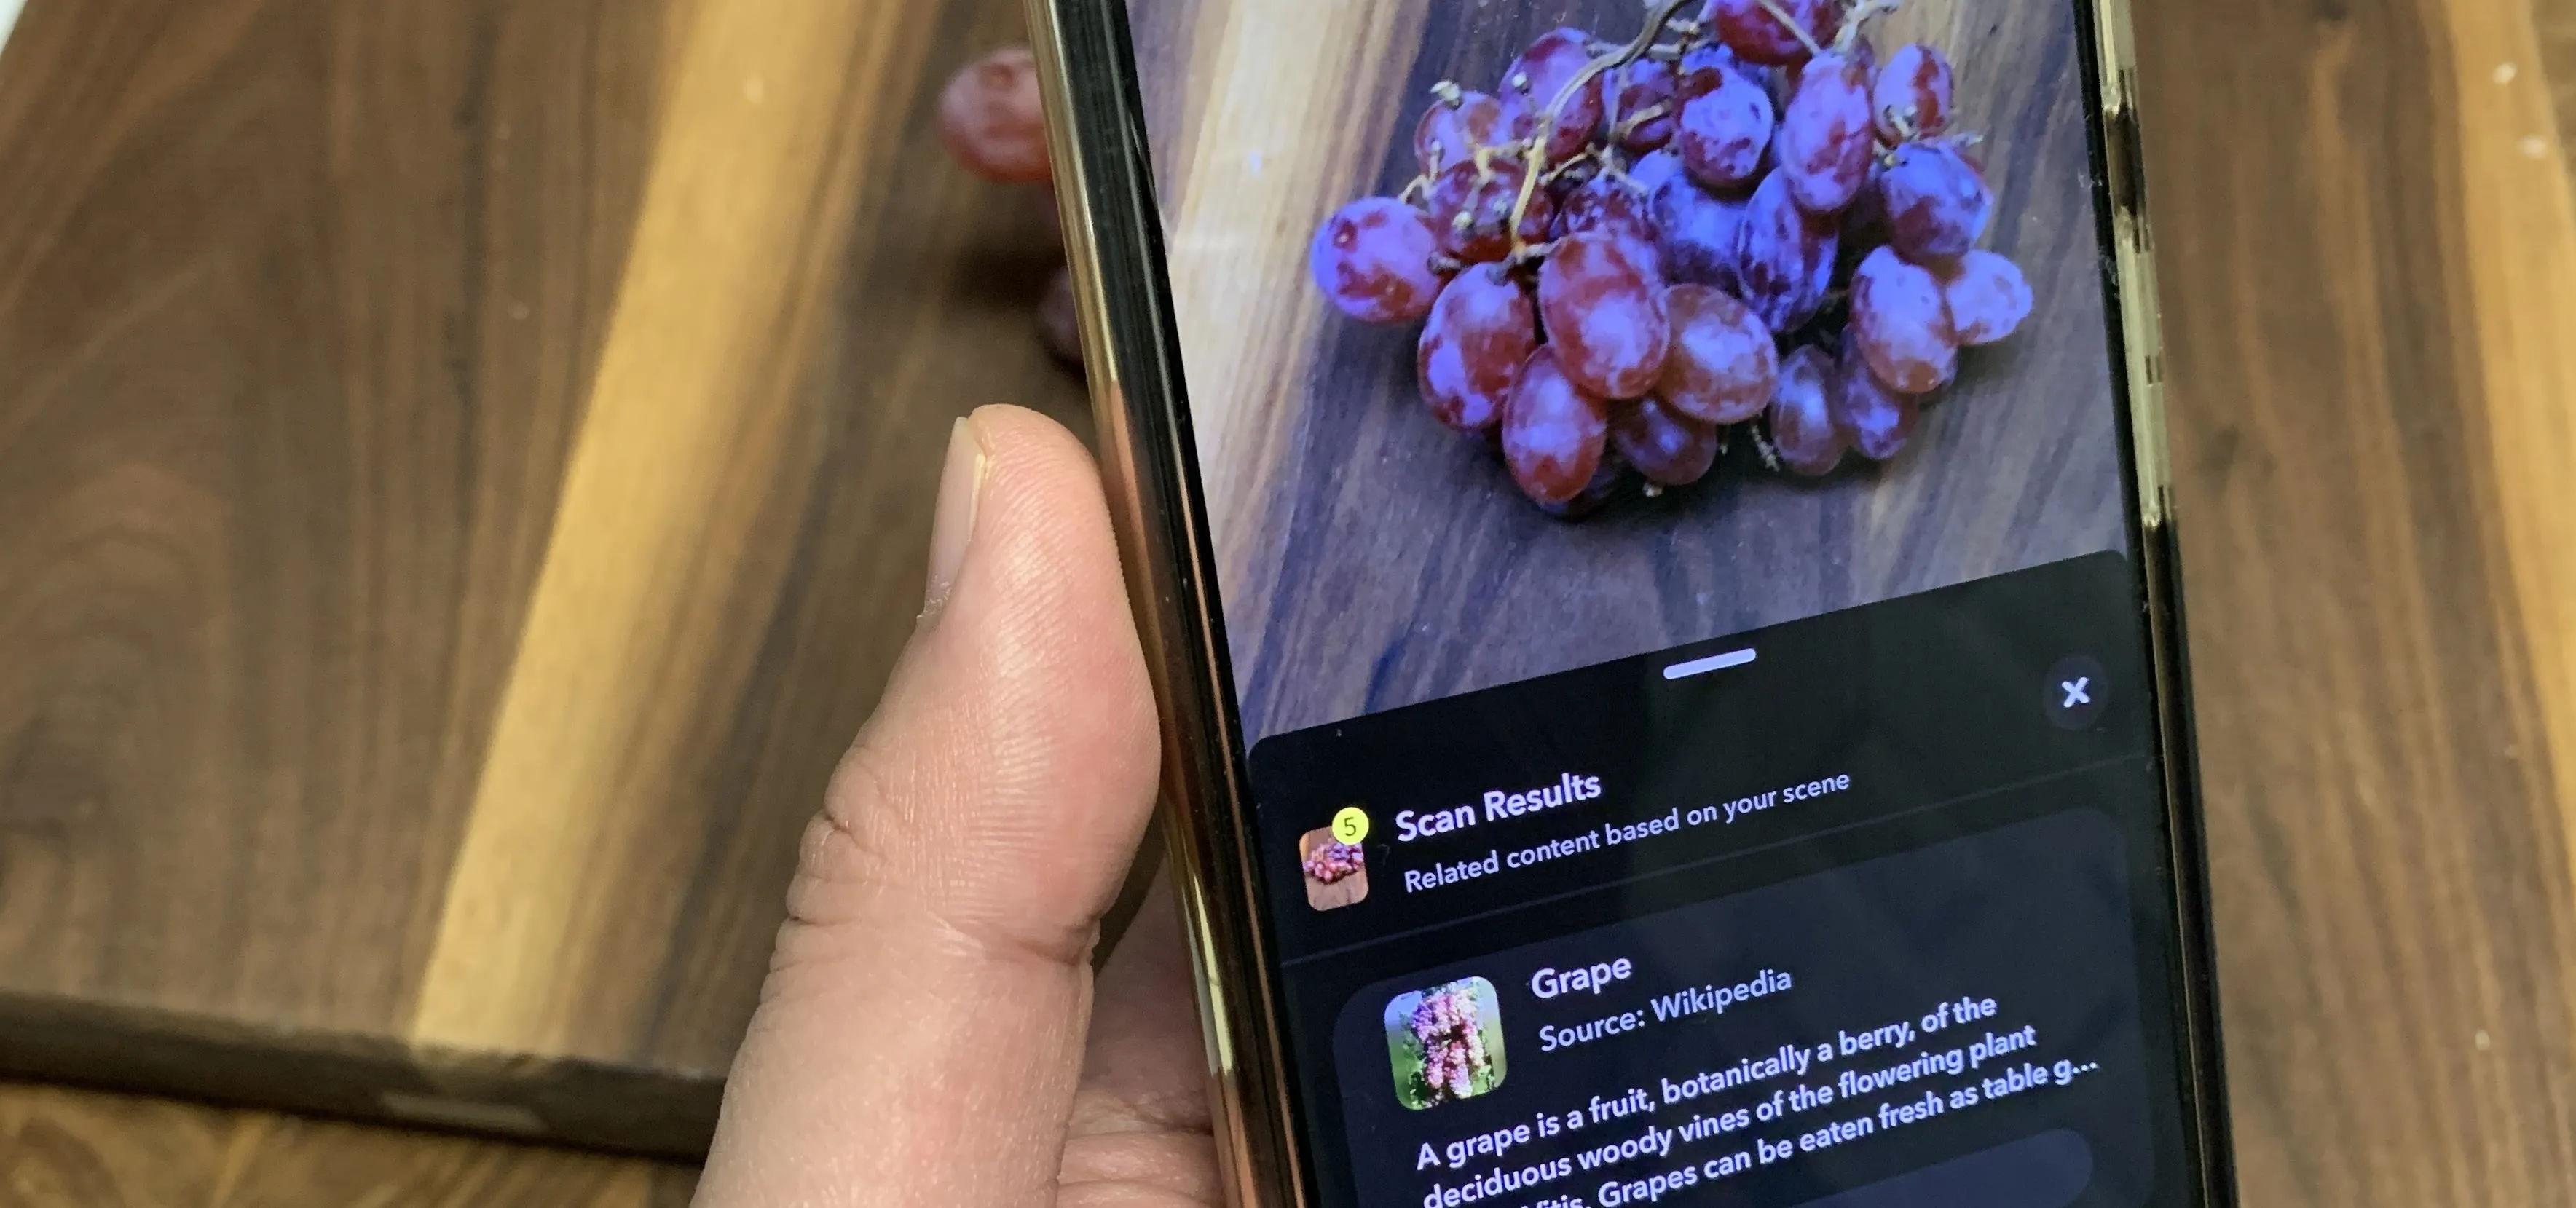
[1028,1,2232,1206]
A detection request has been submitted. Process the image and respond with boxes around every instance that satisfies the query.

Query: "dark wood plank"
[0,0,669,1033]
[2540,1,2576,138]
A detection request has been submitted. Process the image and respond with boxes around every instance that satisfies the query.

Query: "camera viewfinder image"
[1125,0,2130,749]
[1384,977,1507,1108]
[1299,826,1370,910]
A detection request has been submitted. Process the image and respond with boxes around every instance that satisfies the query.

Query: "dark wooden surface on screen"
[0,0,2572,1202]
[1165,0,2127,744]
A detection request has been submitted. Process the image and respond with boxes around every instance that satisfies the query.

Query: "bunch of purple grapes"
[1409,982,1495,1103]
[1309,0,2033,515]
[1304,839,1366,883]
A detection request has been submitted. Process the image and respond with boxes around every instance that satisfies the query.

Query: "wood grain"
[0,0,2571,1200]
[2139,0,2576,1203]
[0,0,669,1046]
[0,1081,695,1207]
[411,0,918,1061]
[0,0,1079,1163]
[1135,0,2127,744]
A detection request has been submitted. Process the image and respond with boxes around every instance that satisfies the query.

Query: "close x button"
[2045,654,2109,730]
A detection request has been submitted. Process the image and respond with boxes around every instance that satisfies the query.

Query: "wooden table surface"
[0,0,2572,1204]
[0,0,1083,1170]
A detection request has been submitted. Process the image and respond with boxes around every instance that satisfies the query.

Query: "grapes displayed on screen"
[1307,0,2033,515]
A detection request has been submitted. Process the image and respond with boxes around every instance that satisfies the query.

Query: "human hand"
[693,407,1216,1207]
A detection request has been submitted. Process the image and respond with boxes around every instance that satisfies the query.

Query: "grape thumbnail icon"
[1299,818,1370,911]
[1385,977,1508,1109]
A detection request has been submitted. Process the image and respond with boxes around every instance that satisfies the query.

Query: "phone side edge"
[2088,0,2242,1202]
[1024,4,1313,1206]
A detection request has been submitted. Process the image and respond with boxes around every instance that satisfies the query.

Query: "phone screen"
[1105,1,2203,1206]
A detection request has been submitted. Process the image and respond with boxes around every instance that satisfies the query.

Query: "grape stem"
[1540,149,1600,186]
[1612,101,1673,143]
[1506,0,1698,261]
[1754,0,1825,60]
[1749,417,1784,471]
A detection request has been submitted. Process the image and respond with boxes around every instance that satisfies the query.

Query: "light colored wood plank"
[2450,0,2576,920]
[410,0,905,1057]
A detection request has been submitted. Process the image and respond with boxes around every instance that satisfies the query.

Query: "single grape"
[1612,396,1722,486]
[1768,345,1845,475]
[1878,140,1993,261]
[1628,147,1687,197]
[1776,47,1875,213]
[1676,44,1731,102]
[1850,245,1959,393]
[1678,71,1775,190]
[1505,345,1612,506]
[1736,172,1838,332]
[1502,28,1605,162]
[1658,284,1779,424]
[1416,89,1516,173]
[1607,59,1679,152]
[1425,158,1553,264]
[1309,197,1447,323]
[1701,0,1842,68]
[1872,44,1955,143]
[1677,43,1781,121]
[1653,173,1749,291]
[938,46,1050,184]
[1535,451,1629,518]
[1418,264,1538,432]
[1537,232,1671,399]
[1938,249,2033,345]
[1832,336,1923,461]
[1039,266,1082,366]
[1556,174,1663,274]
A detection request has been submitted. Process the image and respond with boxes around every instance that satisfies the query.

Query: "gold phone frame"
[1023,1,2235,1204]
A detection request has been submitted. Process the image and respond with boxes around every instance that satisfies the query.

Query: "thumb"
[696,406,1161,1207]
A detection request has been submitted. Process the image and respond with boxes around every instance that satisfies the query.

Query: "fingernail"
[923,416,988,622]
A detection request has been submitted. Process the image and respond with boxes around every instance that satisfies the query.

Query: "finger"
[1077,875,1210,1132]
[696,405,1159,1208]
[1062,875,1222,1208]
